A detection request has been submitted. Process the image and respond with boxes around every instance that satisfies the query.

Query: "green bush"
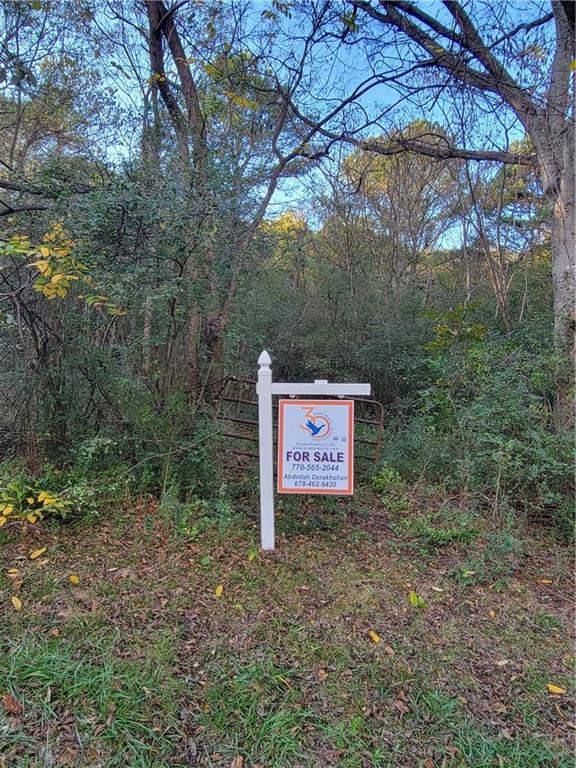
[381,321,573,531]
[0,461,74,526]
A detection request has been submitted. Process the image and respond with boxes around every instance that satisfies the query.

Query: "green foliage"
[382,319,573,530]
[0,463,71,526]
[450,531,524,587]
[423,303,487,352]
[371,465,403,493]
[371,466,410,513]
[393,504,479,552]
[159,483,238,541]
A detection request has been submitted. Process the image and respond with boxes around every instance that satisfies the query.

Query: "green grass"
[198,657,318,766]
[391,504,479,554]
[0,489,573,767]
[0,631,184,767]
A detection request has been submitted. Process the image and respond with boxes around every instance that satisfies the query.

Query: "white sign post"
[257,350,370,551]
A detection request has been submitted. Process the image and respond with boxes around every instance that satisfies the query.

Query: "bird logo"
[300,407,332,440]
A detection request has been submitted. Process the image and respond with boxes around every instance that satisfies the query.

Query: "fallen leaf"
[69,574,80,585]
[30,547,46,560]
[489,610,496,619]
[318,669,328,680]
[2,693,21,715]
[6,568,19,576]
[547,683,566,695]
[384,645,395,656]
[215,584,224,598]
[424,759,434,768]
[369,630,380,643]
[11,596,22,612]
[408,591,425,608]
[50,628,60,637]
[496,659,511,667]
[538,579,553,584]
[231,756,244,768]
[393,699,409,715]
[430,586,444,592]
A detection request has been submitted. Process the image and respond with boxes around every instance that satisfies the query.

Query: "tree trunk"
[550,151,575,343]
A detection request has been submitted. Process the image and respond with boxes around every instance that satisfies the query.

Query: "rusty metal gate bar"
[213,377,384,465]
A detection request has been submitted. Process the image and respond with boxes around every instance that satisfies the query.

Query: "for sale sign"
[277,399,354,494]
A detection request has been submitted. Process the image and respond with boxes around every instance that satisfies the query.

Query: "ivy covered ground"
[1,486,573,768]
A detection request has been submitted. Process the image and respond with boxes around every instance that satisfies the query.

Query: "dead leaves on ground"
[547,683,567,696]
[2,693,22,715]
[11,596,22,612]
[393,690,410,716]
[29,547,46,560]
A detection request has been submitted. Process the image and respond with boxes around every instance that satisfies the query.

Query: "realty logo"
[300,407,332,440]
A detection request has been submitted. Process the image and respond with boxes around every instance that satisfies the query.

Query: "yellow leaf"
[26,513,37,523]
[37,492,48,501]
[489,610,496,619]
[7,568,19,575]
[408,590,425,608]
[547,683,566,695]
[0,516,6,527]
[30,547,46,559]
[11,596,22,612]
[570,60,576,71]
[26,497,35,505]
[3,505,13,515]
[69,574,80,585]
[538,579,553,584]
[39,246,50,257]
[215,583,224,598]
[369,630,381,644]
[32,260,51,274]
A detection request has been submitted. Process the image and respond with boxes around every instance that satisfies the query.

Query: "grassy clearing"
[0,486,573,767]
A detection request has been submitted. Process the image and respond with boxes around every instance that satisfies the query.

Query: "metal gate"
[212,377,384,467]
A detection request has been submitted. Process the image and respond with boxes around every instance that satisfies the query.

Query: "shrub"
[0,464,71,526]
[381,322,573,530]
